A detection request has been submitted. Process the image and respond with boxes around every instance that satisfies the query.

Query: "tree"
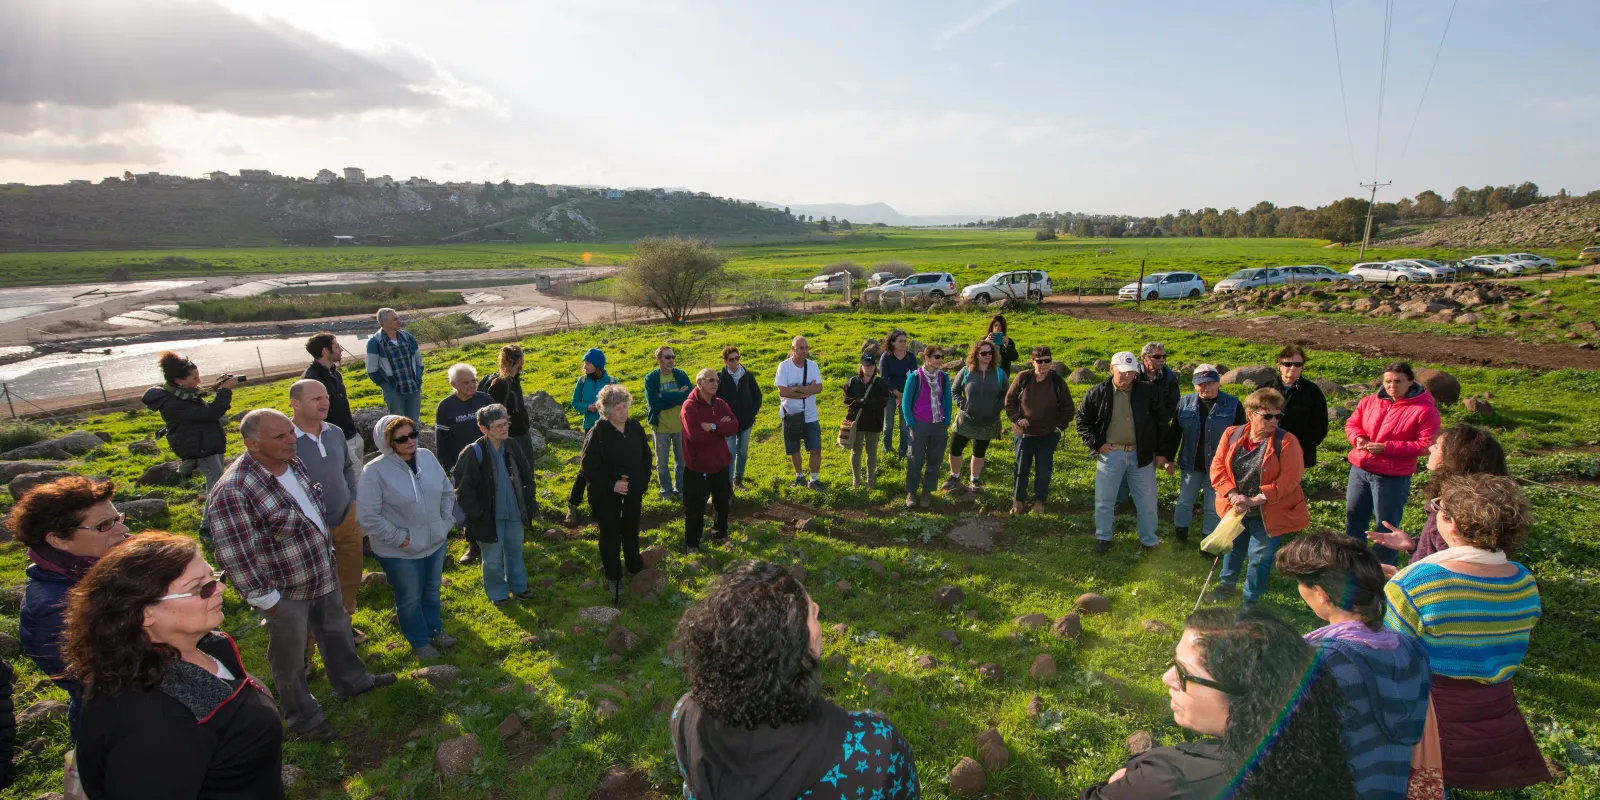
[1035,228,1057,241]
[839,219,853,231]
[615,236,732,323]
[818,218,831,232]
[1412,190,1447,218]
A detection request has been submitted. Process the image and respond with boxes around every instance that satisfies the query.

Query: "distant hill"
[1383,197,1600,249]
[753,201,991,227]
[0,182,805,250]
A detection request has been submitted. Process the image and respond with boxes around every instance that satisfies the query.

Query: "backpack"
[1226,425,1287,461]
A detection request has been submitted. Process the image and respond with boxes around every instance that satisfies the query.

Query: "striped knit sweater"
[1383,562,1540,683]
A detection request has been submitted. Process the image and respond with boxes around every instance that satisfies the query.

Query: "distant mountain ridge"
[752,201,992,227]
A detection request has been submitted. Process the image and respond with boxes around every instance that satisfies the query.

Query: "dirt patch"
[1043,300,1600,371]
[591,765,667,800]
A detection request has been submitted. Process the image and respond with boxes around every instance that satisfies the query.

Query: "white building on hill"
[344,167,365,183]
[315,169,337,184]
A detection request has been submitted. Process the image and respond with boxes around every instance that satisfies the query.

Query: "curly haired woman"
[671,561,920,800]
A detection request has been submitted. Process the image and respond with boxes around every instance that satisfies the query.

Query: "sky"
[2,0,1596,217]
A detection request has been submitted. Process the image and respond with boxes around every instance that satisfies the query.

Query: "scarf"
[921,365,944,423]
[164,382,209,402]
[1304,619,1401,651]
[1393,544,1507,582]
[28,544,98,581]
[726,365,746,384]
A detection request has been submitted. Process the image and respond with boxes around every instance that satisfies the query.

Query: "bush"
[820,261,865,280]
[1035,229,1058,241]
[406,313,487,347]
[873,260,915,279]
[0,420,52,452]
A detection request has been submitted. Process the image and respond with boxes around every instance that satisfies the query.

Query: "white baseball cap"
[1110,352,1139,373]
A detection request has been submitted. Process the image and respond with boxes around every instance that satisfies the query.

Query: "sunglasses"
[927,353,943,360]
[978,350,995,357]
[392,432,418,444]
[1034,357,1052,364]
[159,572,226,602]
[724,355,740,361]
[1170,660,1235,695]
[1147,354,1166,360]
[702,377,720,383]
[75,511,126,534]
[1279,362,1305,369]
[1255,412,1285,420]
[660,354,675,360]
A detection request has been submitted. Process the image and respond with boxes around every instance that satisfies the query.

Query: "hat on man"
[1192,363,1221,384]
[1110,352,1139,373]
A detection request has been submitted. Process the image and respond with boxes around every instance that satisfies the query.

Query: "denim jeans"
[1012,432,1060,502]
[1345,465,1412,565]
[725,428,753,482]
[1218,515,1283,603]
[1094,449,1159,545]
[1174,468,1220,535]
[373,543,447,649]
[883,402,910,457]
[380,384,423,422]
[479,517,528,601]
[653,431,684,495]
[905,420,948,496]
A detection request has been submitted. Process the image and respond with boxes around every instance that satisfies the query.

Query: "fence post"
[512,309,518,338]
[1135,259,1146,309]
[96,369,109,408]
[3,383,13,419]
[257,347,267,378]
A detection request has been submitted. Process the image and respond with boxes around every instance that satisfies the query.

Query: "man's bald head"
[241,409,298,471]
[288,380,329,426]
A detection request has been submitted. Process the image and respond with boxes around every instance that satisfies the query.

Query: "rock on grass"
[934,585,965,609]
[413,665,460,690]
[434,733,480,779]
[1030,653,1057,679]
[948,756,987,797]
[1076,592,1111,614]
[975,729,1008,773]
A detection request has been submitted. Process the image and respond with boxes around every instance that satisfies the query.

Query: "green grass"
[3,309,1596,799]
[177,287,467,323]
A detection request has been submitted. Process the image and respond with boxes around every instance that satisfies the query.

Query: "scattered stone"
[834,580,853,592]
[1030,653,1057,679]
[1014,613,1049,630]
[579,579,597,590]
[1329,405,1353,423]
[975,729,1009,774]
[8,471,69,501]
[1025,694,1044,719]
[1067,367,1098,385]
[832,622,847,635]
[18,699,68,725]
[1092,358,1111,371]
[1414,368,1460,406]
[1313,378,1349,398]
[591,683,630,703]
[977,662,1004,681]
[1455,312,1481,325]
[795,517,817,531]
[2,430,105,460]
[605,625,641,655]
[640,545,670,568]
[1052,613,1082,639]
[937,629,962,647]
[947,517,999,551]
[434,734,481,780]
[543,528,562,542]
[281,764,307,789]
[0,461,66,484]
[1140,619,1172,635]
[595,698,622,719]
[137,460,183,486]
[934,585,965,609]
[914,654,941,670]
[1463,397,1495,417]
[412,665,461,690]
[1126,730,1155,755]
[826,653,848,668]
[525,391,571,431]
[127,438,160,455]
[1219,365,1276,386]
[578,606,622,626]
[789,565,808,583]
[948,756,987,798]
[964,609,982,620]
[558,559,581,575]
[0,633,19,657]
[867,560,887,578]
[630,568,667,598]
[118,498,167,523]
[1076,592,1111,614]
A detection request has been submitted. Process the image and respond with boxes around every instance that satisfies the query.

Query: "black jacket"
[580,419,653,500]
[843,375,893,433]
[483,374,531,437]
[302,361,356,439]
[141,386,233,460]
[1078,739,1229,800]
[1138,365,1181,426]
[1076,379,1166,467]
[78,633,283,800]
[715,368,763,433]
[1270,378,1329,467]
[451,436,537,543]
[0,657,13,791]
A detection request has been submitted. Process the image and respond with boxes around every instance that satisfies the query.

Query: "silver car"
[1387,259,1456,281]
[1212,267,1289,293]
[1461,256,1524,277]
[881,272,958,300]
[1349,262,1430,283]
[1282,264,1359,284]
[861,278,904,304]
[1505,253,1557,271]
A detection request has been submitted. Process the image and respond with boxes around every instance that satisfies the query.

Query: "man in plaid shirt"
[364,307,424,422]
[210,409,396,741]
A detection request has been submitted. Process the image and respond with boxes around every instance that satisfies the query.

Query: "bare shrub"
[615,236,733,323]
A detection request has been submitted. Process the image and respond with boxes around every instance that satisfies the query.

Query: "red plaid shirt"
[208,453,338,603]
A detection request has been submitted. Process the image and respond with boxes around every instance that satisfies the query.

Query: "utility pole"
[1357,180,1392,259]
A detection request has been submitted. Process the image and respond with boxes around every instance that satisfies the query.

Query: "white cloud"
[936,0,1019,45]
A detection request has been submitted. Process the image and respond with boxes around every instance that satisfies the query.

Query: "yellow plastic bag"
[1200,510,1247,556]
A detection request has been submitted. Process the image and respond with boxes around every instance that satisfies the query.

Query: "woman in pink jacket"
[1343,361,1440,565]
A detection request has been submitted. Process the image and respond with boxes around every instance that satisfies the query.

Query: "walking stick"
[1193,555,1222,614]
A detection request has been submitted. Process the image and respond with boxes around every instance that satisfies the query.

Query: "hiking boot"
[347,672,397,700]
[563,503,582,526]
[413,644,443,661]
[905,493,917,508]
[295,720,340,742]
[492,597,512,608]
[791,475,806,488]
[1094,540,1113,555]
[919,495,932,508]
[1032,501,1047,515]
[1204,586,1237,604]
[458,541,480,566]
[431,632,458,650]
[686,546,701,556]
[1174,526,1190,544]
[1012,501,1027,516]
[515,589,536,600]
[940,475,962,492]
[807,479,825,491]
[734,478,748,491]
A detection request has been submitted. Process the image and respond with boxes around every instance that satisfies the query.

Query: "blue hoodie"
[1307,622,1432,800]
[571,371,618,431]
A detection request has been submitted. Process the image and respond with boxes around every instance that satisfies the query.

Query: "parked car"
[1505,253,1557,271]
[861,278,904,304]
[1212,267,1288,293]
[1580,246,1600,266]
[1282,264,1360,284]
[1388,259,1456,281]
[961,270,1052,305]
[881,272,958,301]
[1460,255,1525,277]
[866,271,899,287]
[802,274,847,295]
[1348,262,1430,283]
[1118,272,1207,300]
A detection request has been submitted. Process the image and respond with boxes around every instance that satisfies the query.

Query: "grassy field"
[2,308,1597,799]
[177,287,468,323]
[2,229,1583,289]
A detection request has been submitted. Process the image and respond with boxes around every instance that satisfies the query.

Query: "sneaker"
[347,672,397,699]
[1204,587,1237,604]
[294,720,340,742]
[865,473,875,486]
[791,476,806,488]
[807,479,825,491]
[1141,542,1162,554]
[1032,501,1047,515]
[492,597,512,607]
[1094,540,1113,554]
[1174,526,1190,544]
[430,633,458,649]
[563,504,582,526]
[686,546,701,556]
[906,494,917,508]
[919,496,932,509]
[458,542,480,566]
[967,480,981,493]
[734,478,748,491]
[710,528,729,542]
[413,644,443,661]
[1012,501,1027,516]
[515,590,536,600]
[851,477,861,489]
[940,475,962,492]
[351,628,368,646]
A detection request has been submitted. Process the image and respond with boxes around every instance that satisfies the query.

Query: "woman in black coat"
[715,345,763,490]
[842,353,892,488]
[67,532,283,799]
[580,384,653,602]
[140,351,237,493]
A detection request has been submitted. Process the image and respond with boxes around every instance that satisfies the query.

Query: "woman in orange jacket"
[1206,387,1309,605]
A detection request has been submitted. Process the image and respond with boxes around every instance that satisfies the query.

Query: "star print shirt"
[672,694,920,800]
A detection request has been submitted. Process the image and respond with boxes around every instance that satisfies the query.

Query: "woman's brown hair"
[1274,532,1388,630]
[384,415,416,448]
[5,475,115,549]
[157,351,196,384]
[1424,423,1506,499]
[965,338,997,372]
[498,344,523,378]
[64,532,199,697]
[1437,474,1530,553]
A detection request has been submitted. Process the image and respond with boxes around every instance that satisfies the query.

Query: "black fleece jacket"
[1076,379,1167,467]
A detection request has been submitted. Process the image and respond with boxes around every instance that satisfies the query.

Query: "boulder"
[545,429,584,444]
[1067,367,1098,385]
[9,470,69,501]
[0,442,71,461]
[1219,365,1275,386]
[1093,359,1110,371]
[361,571,387,589]
[281,764,307,790]
[949,756,987,798]
[834,580,853,592]
[1140,619,1172,635]
[1126,730,1155,755]
[1454,313,1480,325]
[413,664,461,690]
[1052,613,1082,639]
[630,568,667,598]
[118,498,167,523]
[934,585,965,609]
[53,430,108,455]
[578,605,622,626]
[947,517,999,551]
[1463,397,1495,418]
[1026,694,1044,719]
[936,629,962,647]
[1013,613,1049,630]
[525,391,570,430]
[351,407,389,451]
[914,654,941,670]
[558,559,581,575]
[640,545,670,568]
[0,461,66,483]
[0,632,20,658]
[496,713,524,740]
[523,428,547,460]
[1076,592,1111,614]
[434,734,481,780]
[128,438,161,455]
[976,662,1004,681]
[795,516,818,531]
[975,729,1009,774]
[137,460,183,486]
[605,625,641,655]
[1313,377,1348,398]
[788,565,808,584]
[1399,299,1448,314]
[1030,653,1057,679]
[1329,406,1353,423]
[18,699,69,725]
[1414,368,1460,406]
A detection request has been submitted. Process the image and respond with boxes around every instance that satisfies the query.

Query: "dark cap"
[860,352,878,366]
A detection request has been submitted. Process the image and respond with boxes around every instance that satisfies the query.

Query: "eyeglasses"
[702,377,720,383]
[1279,362,1305,369]
[724,355,740,362]
[1034,357,1052,364]
[75,511,126,534]
[978,351,995,357]
[392,432,418,443]
[1170,660,1235,694]
[159,572,226,602]
[1147,354,1166,360]
[660,354,675,361]
[1255,412,1285,420]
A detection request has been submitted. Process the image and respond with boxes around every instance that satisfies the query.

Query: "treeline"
[971,182,1599,243]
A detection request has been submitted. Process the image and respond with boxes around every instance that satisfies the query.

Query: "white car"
[1348,262,1430,283]
[1505,253,1557,271]
[1211,267,1288,293]
[861,278,904,304]
[1119,271,1207,300]
[802,274,848,295]
[962,270,1052,305]
[881,272,958,300]
[866,271,899,287]
[1388,259,1456,281]
[1461,255,1525,277]
[1282,264,1360,284]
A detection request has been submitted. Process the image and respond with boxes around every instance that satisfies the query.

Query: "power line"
[1399,0,1459,161]
[1372,0,1396,181]
[1327,0,1359,172]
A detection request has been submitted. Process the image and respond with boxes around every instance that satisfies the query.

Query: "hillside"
[0,182,805,250]
[755,200,992,226]
[1382,196,1600,249]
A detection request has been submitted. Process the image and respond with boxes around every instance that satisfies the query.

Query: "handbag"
[782,360,812,439]
[839,376,876,448]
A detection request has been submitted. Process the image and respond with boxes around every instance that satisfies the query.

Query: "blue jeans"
[725,428,752,483]
[654,431,684,495]
[1218,515,1283,603]
[480,517,527,601]
[380,384,423,422]
[1345,465,1412,566]
[373,543,446,649]
[1094,449,1159,545]
[1174,468,1219,535]
[883,401,910,457]
[1012,432,1060,502]
[905,420,948,496]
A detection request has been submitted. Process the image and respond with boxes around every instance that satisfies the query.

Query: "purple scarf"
[1304,619,1401,651]
[27,545,97,582]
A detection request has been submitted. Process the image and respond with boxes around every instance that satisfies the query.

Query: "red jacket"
[680,390,738,474]
[1211,425,1309,537]
[1344,385,1441,477]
